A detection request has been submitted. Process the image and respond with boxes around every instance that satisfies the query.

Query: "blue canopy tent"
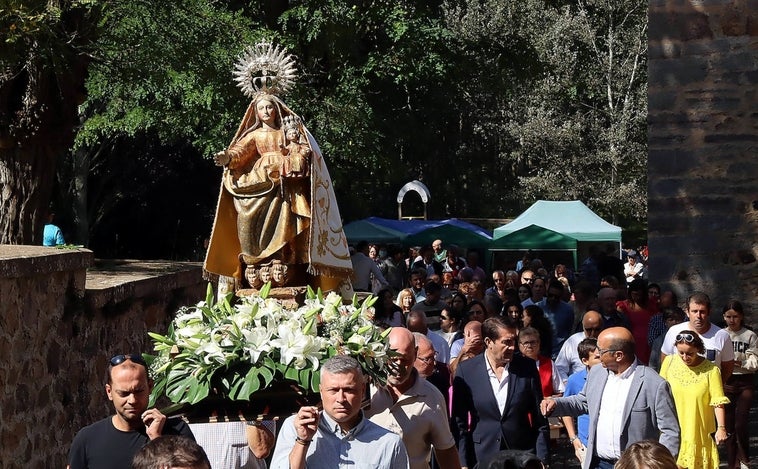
[343,217,492,248]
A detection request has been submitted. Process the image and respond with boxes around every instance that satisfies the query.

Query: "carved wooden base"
[236,286,307,307]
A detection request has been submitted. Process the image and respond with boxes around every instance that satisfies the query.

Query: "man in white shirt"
[660,291,734,382]
[541,327,680,469]
[555,311,604,378]
[623,252,643,284]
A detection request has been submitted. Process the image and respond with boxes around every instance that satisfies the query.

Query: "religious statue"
[204,41,353,295]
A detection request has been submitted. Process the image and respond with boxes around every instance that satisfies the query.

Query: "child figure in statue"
[281,115,310,178]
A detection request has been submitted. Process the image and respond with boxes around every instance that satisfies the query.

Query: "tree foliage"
[3,0,648,254]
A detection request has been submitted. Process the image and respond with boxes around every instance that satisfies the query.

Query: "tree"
[0,1,101,244]
[442,0,648,221]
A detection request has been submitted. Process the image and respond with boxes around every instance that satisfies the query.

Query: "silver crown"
[233,40,298,98]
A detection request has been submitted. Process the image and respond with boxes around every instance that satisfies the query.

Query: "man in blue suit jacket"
[540,327,680,469]
[452,316,549,468]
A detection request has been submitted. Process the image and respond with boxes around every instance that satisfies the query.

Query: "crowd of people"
[67,241,757,469]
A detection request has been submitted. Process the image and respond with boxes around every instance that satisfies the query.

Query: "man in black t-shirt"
[68,354,194,469]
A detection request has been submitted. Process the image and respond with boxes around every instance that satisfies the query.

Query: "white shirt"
[426,330,451,364]
[595,361,638,460]
[191,421,276,469]
[624,261,643,283]
[555,331,588,378]
[485,355,510,415]
[660,322,734,367]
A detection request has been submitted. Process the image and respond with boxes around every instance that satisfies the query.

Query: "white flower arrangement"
[146,283,391,407]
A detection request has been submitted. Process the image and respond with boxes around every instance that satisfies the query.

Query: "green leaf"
[284,366,299,382]
[235,367,262,400]
[205,282,215,307]
[259,365,274,387]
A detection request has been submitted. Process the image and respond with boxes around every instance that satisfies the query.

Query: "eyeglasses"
[416,353,437,365]
[597,347,618,356]
[676,333,696,343]
[522,277,534,283]
[584,327,603,333]
[520,340,539,347]
[110,354,147,367]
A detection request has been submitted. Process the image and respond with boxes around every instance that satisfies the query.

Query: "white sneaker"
[740,462,749,469]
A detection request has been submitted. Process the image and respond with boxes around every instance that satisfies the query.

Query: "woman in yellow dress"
[660,330,730,469]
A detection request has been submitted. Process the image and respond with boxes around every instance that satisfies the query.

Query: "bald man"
[366,328,461,469]
[555,310,604,377]
[449,320,483,374]
[406,310,450,365]
[540,327,680,469]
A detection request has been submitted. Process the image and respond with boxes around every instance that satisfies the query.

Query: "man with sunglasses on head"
[660,291,734,383]
[68,354,194,469]
[540,327,679,469]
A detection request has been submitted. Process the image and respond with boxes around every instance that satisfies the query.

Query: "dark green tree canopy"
[2,0,647,255]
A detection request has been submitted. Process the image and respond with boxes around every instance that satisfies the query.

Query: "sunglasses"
[416,352,438,365]
[584,327,603,333]
[675,333,696,343]
[110,354,147,367]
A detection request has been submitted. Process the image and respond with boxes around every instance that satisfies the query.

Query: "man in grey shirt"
[270,355,409,469]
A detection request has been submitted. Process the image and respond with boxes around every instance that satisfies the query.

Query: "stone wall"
[0,246,206,467]
[648,0,758,315]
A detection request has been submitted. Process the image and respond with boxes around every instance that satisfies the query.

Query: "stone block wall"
[648,0,758,315]
[0,246,206,467]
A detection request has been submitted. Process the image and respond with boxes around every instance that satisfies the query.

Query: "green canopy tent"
[342,219,407,244]
[490,200,622,269]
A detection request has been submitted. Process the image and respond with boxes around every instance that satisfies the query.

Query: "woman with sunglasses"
[660,330,730,469]
[721,300,757,469]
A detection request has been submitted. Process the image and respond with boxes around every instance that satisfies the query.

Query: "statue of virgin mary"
[204,41,353,295]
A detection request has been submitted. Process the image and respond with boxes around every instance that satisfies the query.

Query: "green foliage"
[146,284,390,407]
[55,0,648,256]
[75,0,264,155]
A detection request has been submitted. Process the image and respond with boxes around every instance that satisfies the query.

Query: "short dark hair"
[105,355,150,386]
[424,280,442,294]
[686,291,711,310]
[577,338,598,361]
[548,280,564,292]
[132,435,210,469]
[482,316,517,342]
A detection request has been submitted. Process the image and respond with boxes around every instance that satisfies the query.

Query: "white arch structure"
[396,180,431,220]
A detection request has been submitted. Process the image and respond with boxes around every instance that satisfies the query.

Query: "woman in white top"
[722,300,758,469]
